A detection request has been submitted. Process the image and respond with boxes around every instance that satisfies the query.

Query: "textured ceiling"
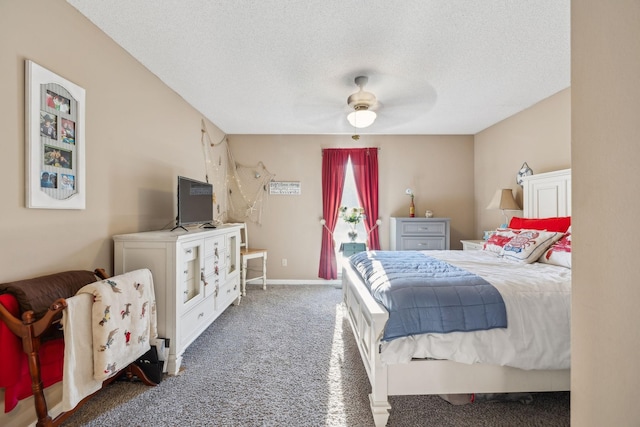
[66,0,570,135]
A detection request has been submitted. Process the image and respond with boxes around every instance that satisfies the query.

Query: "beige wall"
[0,0,228,281]
[0,0,570,285]
[8,2,632,424]
[474,89,571,237]
[572,2,640,425]
[229,134,475,280]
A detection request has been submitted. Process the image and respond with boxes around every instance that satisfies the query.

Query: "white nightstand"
[460,240,485,251]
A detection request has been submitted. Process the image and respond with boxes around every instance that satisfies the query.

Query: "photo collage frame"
[26,60,85,209]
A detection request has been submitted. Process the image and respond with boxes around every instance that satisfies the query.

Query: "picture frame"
[25,60,85,209]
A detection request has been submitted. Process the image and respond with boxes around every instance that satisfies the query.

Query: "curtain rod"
[321,147,381,153]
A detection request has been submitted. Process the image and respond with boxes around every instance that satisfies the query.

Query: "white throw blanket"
[60,293,101,412]
[60,269,157,411]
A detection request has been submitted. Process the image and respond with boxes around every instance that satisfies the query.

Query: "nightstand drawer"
[341,242,366,256]
[461,240,485,251]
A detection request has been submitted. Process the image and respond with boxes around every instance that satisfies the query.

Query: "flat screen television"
[175,176,214,230]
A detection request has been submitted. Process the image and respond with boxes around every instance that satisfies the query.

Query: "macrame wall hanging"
[201,119,229,224]
[201,119,274,225]
[226,147,274,225]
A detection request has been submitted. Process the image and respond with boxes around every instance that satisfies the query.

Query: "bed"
[342,169,571,427]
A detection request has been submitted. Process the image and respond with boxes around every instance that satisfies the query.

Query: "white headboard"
[522,168,571,218]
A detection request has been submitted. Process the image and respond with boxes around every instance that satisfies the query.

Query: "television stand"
[113,225,242,375]
[201,223,216,229]
[170,225,189,232]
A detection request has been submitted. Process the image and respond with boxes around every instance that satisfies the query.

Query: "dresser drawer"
[180,296,214,347]
[204,251,227,277]
[390,217,451,250]
[204,272,224,298]
[399,237,446,251]
[204,235,225,258]
[400,221,447,235]
[217,277,240,310]
[182,244,199,262]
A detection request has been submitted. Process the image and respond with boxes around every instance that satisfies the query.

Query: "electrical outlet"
[281,258,287,267]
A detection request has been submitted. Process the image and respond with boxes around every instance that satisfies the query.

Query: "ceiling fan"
[292,73,436,135]
[346,76,378,129]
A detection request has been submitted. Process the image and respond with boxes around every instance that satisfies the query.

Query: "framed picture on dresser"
[25,60,86,209]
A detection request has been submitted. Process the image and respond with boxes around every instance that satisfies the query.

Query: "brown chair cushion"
[0,270,99,320]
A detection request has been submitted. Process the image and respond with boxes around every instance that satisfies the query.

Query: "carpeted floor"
[63,285,569,426]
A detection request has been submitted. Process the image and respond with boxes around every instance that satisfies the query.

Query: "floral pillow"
[539,227,572,268]
[482,229,518,254]
[500,229,563,264]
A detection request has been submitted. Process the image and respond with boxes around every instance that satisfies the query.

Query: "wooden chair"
[240,223,267,296]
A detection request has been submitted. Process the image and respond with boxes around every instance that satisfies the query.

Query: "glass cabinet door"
[181,240,203,306]
[227,232,238,277]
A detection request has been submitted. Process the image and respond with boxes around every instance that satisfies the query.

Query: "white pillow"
[482,229,518,254]
[500,229,563,264]
[539,228,572,268]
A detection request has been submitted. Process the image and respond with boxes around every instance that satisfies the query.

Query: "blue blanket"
[349,251,507,341]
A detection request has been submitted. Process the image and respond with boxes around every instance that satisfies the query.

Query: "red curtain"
[318,149,350,279]
[351,148,381,250]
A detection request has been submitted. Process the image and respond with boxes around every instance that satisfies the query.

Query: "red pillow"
[508,216,571,233]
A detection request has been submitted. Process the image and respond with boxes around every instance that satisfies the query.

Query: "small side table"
[340,242,367,256]
[460,240,485,251]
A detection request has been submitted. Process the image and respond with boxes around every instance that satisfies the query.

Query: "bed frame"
[342,169,571,427]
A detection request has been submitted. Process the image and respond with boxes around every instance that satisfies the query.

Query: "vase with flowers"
[339,206,365,242]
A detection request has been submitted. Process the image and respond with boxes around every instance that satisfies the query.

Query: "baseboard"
[0,383,63,427]
[251,279,342,286]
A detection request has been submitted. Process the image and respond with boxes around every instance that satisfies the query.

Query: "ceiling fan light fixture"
[346,76,377,128]
[347,106,377,128]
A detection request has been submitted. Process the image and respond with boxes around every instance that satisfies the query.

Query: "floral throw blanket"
[77,269,157,381]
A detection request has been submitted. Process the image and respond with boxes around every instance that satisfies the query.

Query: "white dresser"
[390,217,451,250]
[113,224,241,375]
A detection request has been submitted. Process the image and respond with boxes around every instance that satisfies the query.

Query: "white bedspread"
[379,250,571,370]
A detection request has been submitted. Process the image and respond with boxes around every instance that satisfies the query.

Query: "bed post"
[368,302,391,427]
[369,362,391,427]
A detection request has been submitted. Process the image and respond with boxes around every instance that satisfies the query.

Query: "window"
[319,148,379,280]
[334,159,365,262]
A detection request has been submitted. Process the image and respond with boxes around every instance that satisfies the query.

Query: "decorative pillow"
[539,227,571,268]
[508,216,571,233]
[0,270,99,319]
[482,229,518,254]
[500,229,563,263]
